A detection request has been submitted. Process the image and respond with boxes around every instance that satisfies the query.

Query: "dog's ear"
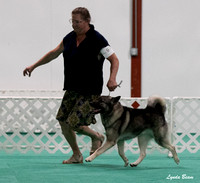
[112,96,121,104]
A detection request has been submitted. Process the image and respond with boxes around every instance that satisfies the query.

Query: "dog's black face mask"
[90,96,121,114]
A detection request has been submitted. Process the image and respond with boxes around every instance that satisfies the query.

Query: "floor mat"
[0,151,198,183]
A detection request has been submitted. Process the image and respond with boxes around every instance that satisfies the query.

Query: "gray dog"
[85,96,180,167]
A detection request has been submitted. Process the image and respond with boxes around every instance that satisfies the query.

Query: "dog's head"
[90,96,121,114]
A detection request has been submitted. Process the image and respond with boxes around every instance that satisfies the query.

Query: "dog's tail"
[147,96,166,114]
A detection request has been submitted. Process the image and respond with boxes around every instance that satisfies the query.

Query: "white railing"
[172,97,200,153]
[0,91,199,154]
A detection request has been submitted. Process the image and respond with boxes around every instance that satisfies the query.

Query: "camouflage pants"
[56,90,99,128]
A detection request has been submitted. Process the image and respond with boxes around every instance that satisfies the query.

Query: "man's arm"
[23,41,64,77]
[106,53,119,91]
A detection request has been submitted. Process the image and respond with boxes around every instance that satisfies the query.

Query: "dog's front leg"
[85,141,116,162]
[117,140,129,167]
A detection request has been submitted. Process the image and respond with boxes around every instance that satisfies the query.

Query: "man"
[23,7,119,164]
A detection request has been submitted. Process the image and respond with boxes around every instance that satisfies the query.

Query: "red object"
[132,101,140,109]
[131,0,142,97]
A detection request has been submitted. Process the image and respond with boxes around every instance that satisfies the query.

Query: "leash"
[108,80,123,96]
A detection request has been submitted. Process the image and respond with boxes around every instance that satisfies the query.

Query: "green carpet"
[0,151,199,183]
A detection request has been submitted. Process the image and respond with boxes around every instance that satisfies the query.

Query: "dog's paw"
[168,151,173,158]
[85,157,92,162]
[174,157,180,165]
[124,162,129,167]
[130,163,137,167]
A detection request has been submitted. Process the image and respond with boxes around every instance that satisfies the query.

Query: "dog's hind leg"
[156,136,180,165]
[85,140,116,162]
[153,124,180,165]
[163,143,179,165]
[130,134,152,167]
[117,140,129,167]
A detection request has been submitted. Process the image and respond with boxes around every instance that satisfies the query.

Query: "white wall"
[142,0,200,97]
[1,0,200,98]
[0,0,131,97]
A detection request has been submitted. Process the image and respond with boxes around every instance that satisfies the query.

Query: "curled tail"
[147,96,166,114]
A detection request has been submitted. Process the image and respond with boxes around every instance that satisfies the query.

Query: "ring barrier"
[0,91,199,154]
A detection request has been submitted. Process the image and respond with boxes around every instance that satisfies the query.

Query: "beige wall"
[1,0,200,97]
[0,0,131,97]
[142,0,200,97]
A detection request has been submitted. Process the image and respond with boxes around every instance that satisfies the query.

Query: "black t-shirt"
[62,24,109,95]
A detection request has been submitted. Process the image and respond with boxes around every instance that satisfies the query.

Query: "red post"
[131,0,142,97]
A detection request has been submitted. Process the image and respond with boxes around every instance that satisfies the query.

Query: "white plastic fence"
[0,91,199,154]
[172,97,200,153]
